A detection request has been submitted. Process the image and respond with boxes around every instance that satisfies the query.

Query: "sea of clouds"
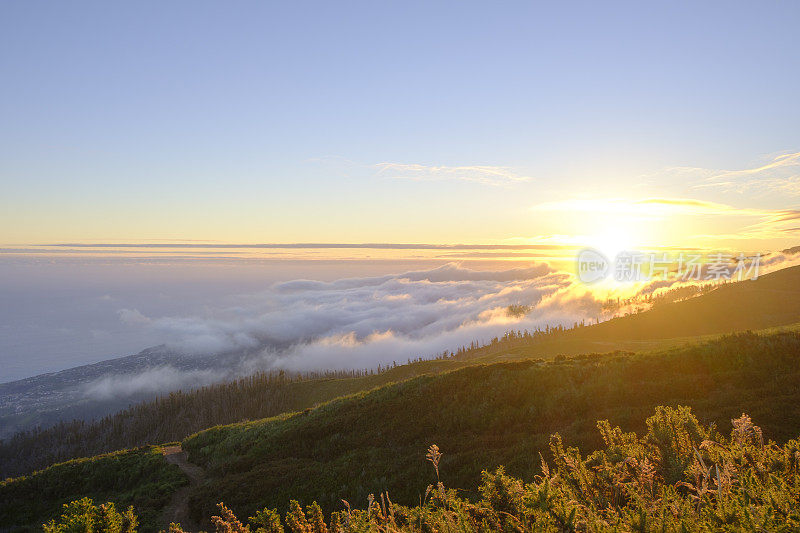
[86,262,600,397]
[82,249,800,399]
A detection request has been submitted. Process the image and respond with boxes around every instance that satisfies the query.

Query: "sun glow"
[588,225,641,259]
[530,197,704,254]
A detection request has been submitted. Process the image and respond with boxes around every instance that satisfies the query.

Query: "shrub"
[42,498,137,533]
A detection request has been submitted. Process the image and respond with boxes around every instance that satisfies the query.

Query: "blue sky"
[1,1,799,247]
[2,1,800,381]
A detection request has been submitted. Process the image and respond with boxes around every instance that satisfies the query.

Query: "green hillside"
[37,405,800,532]
[0,446,185,532]
[178,331,800,529]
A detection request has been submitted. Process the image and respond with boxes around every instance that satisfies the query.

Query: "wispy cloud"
[531,197,781,218]
[530,196,800,243]
[310,156,533,186]
[374,162,532,186]
[678,151,800,196]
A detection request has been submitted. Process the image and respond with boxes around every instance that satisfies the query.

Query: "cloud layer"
[86,249,800,399]
[103,263,601,392]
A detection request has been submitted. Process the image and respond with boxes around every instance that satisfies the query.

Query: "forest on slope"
[3,330,800,532]
[2,264,800,479]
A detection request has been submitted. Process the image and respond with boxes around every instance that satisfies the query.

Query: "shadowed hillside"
[465,263,800,361]
[572,264,800,339]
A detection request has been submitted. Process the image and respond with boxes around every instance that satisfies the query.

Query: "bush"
[42,498,137,533]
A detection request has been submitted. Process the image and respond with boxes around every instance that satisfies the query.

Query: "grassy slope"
[182,331,800,528]
[0,446,186,533]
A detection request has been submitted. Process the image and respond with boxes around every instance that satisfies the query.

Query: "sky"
[1,1,799,250]
[2,2,800,383]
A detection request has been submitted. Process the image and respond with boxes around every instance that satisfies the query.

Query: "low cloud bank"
[86,252,800,399]
[89,262,601,398]
[83,366,219,400]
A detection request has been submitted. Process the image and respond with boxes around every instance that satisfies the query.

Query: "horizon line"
[38,242,574,250]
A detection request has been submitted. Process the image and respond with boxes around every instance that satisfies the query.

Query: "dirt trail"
[161,444,205,531]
